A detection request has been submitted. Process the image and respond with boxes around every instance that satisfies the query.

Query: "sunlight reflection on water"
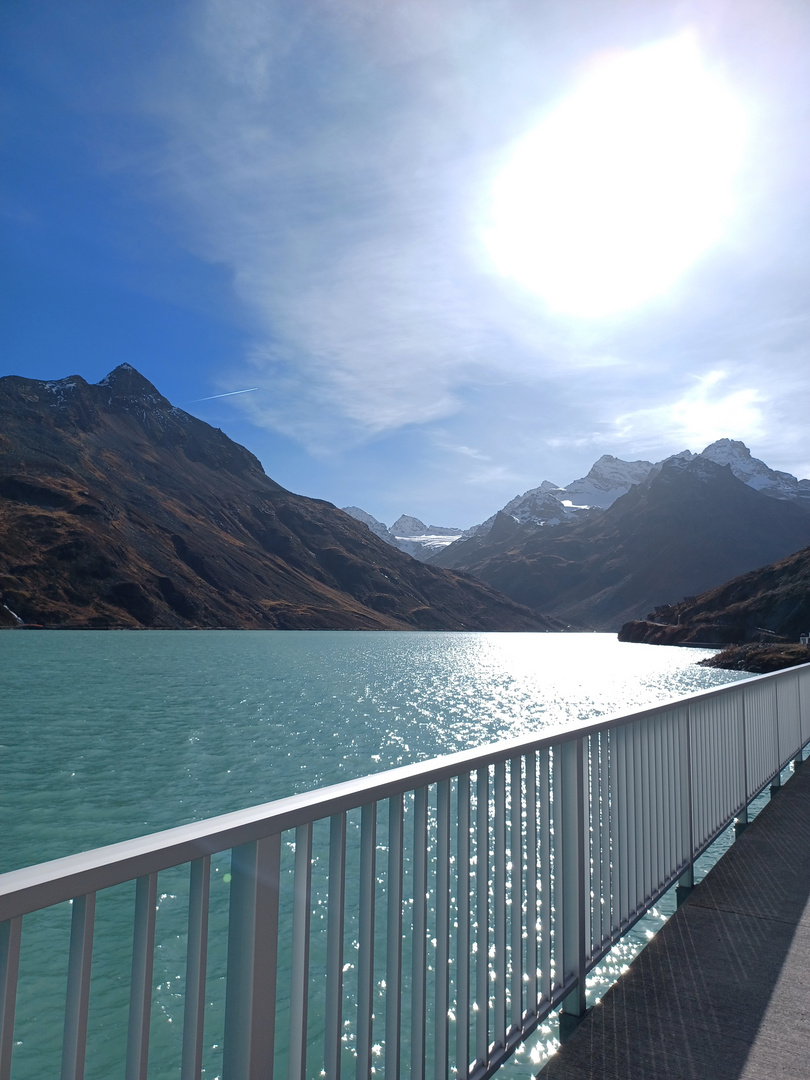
[0,631,748,1079]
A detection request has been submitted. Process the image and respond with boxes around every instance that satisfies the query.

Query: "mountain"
[469,454,655,536]
[343,454,653,563]
[619,545,810,646]
[430,454,810,630]
[0,366,556,631]
[700,438,810,501]
[342,508,463,560]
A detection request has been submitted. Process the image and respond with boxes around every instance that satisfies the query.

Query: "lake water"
[0,631,747,1077]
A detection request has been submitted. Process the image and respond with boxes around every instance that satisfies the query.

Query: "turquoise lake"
[0,631,747,1078]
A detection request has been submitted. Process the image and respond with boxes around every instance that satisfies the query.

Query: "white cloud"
[614,370,765,452]
[134,0,810,496]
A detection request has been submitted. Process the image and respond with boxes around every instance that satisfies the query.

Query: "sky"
[3,0,810,529]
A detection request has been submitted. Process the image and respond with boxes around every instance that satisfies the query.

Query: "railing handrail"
[2,663,806,923]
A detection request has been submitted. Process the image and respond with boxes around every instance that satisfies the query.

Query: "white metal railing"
[1,664,809,1079]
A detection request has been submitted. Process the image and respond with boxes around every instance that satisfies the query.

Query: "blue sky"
[3,0,810,528]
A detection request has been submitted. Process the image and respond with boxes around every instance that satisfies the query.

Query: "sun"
[483,32,748,318]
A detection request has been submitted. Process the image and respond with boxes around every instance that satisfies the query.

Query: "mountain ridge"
[0,366,556,631]
[429,453,810,630]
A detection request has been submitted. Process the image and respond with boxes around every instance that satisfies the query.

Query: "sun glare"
[483,32,747,317]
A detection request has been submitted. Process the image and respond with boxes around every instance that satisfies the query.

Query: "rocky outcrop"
[619,545,810,646]
[698,644,810,673]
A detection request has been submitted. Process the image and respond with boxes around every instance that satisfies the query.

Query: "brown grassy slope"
[0,366,556,631]
[619,545,810,646]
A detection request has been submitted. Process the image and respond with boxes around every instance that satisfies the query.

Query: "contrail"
[183,387,259,403]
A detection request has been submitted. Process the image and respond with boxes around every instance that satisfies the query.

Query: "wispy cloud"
[135,0,810,493]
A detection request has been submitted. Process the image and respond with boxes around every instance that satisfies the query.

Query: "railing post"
[455,774,471,1080]
[736,692,749,837]
[385,795,404,1080]
[356,803,377,1080]
[182,857,211,1080]
[0,917,22,1080]
[772,683,783,795]
[410,787,428,1080]
[560,737,586,1039]
[289,823,313,1080]
[676,707,695,906]
[325,813,346,1080]
[793,670,804,769]
[223,836,281,1080]
[126,873,158,1080]
[62,892,96,1080]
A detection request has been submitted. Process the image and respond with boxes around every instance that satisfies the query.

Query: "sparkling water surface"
[0,631,747,1078]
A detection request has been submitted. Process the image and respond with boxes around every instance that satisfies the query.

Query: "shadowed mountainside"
[619,545,810,646]
[431,456,810,630]
[0,366,556,631]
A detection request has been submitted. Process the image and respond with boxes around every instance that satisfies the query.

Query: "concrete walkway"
[541,761,810,1080]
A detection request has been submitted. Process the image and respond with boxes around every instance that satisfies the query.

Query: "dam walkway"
[543,754,810,1080]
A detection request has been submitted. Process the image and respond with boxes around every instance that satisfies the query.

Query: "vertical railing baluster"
[475,767,489,1070]
[356,803,377,1080]
[411,787,428,1080]
[386,794,404,1080]
[0,916,22,1080]
[654,718,664,892]
[493,761,507,1049]
[524,752,538,1020]
[62,892,96,1080]
[560,737,586,1023]
[615,726,627,929]
[223,835,281,1080]
[584,737,593,962]
[538,749,551,1003]
[606,728,617,941]
[290,823,313,1080]
[600,733,609,951]
[665,719,675,881]
[594,734,603,953]
[126,872,158,1080]
[182,857,210,1080]
[647,723,657,902]
[325,813,347,1080]
[680,705,695,895]
[509,756,523,1036]
[739,690,750,828]
[627,725,639,921]
[456,774,471,1080]
[435,779,451,1079]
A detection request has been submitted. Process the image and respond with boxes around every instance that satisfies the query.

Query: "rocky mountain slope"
[471,454,657,536]
[430,454,810,630]
[619,545,810,646]
[0,366,556,631]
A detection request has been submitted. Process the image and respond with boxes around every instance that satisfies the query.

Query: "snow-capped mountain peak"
[390,514,430,537]
[563,454,656,508]
[699,439,803,499]
[342,506,391,541]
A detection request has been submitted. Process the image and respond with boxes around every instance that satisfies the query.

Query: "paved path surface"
[541,761,810,1079]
